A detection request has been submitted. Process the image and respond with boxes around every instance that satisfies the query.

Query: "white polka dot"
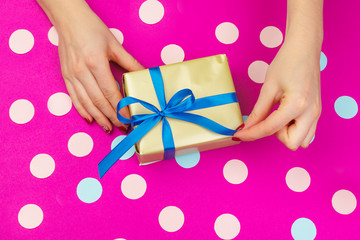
[121,174,147,200]
[48,26,58,46]
[139,0,164,24]
[332,189,357,215]
[260,26,283,48]
[9,99,35,124]
[30,154,55,179]
[214,214,241,240]
[68,132,93,157]
[18,204,43,229]
[47,92,72,116]
[248,60,268,84]
[159,206,184,232]
[110,28,124,45]
[286,167,311,192]
[161,44,185,65]
[9,29,34,54]
[223,159,248,184]
[215,22,239,44]
[114,239,126,240]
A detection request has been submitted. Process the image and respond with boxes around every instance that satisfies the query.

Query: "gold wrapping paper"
[122,54,243,165]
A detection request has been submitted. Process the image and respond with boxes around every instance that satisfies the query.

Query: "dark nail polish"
[84,118,91,124]
[118,126,128,134]
[103,126,111,134]
[232,137,241,141]
[236,123,245,131]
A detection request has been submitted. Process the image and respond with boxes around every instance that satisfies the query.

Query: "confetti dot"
[286,167,311,192]
[320,52,327,71]
[68,132,93,157]
[139,0,164,24]
[159,206,184,232]
[260,26,283,48]
[215,22,239,44]
[111,135,135,160]
[248,60,269,84]
[47,92,72,116]
[121,174,147,200]
[110,28,124,45]
[332,189,357,215]
[161,44,185,65]
[30,154,55,179]
[291,218,317,240]
[9,99,35,124]
[214,214,241,240]
[175,150,200,168]
[223,159,248,184]
[334,96,358,119]
[9,29,34,54]
[18,204,43,229]
[48,26,58,46]
[77,177,102,203]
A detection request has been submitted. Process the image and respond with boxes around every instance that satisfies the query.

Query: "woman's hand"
[233,38,322,150]
[37,0,144,133]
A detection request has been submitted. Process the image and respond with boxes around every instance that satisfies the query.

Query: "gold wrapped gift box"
[122,54,243,165]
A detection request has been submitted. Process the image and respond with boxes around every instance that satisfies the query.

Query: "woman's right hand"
[37,0,144,134]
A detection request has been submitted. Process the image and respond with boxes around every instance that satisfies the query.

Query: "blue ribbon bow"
[98,66,238,178]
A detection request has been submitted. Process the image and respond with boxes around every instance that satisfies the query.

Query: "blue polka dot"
[291,218,317,240]
[320,52,327,71]
[116,81,120,90]
[334,96,358,119]
[77,177,102,203]
[111,135,136,160]
[175,151,200,168]
[310,135,315,144]
[242,115,249,122]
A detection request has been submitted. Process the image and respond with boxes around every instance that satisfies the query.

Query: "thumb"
[110,42,145,72]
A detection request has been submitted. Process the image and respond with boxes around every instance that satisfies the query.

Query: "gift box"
[98,54,243,178]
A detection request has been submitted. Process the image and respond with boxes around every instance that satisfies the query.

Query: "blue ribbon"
[98,66,238,179]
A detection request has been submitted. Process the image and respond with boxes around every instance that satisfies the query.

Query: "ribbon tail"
[162,117,175,159]
[98,116,161,179]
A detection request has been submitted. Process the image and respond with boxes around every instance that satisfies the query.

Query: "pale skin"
[36,0,323,150]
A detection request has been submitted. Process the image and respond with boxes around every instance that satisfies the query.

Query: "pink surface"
[1,0,359,239]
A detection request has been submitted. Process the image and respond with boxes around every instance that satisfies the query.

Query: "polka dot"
[110,28,124,45]
[291,218,317,240]
[116,81,120,90]
[139,0,164,24]
[76,177,102,203]
[332,189,357,215]
[161,44,185,65]
[248,60,269,84]
[223,159,248,184]
[47,92,72,116]
[9,29,34,54]
[286,167,311,192]
[334,96,358,119]
[121,174,147,199]
[68,132,93,157]
[159,206,184,232]
[30,154,55,179]
[215,22,239,44]
[242,115,249,122]
[18,204,43,229]
[214,214,241,240]
[9,99,35,124]
[111,135,135,160]
[260,26,283,48]
[48,26,58,46]
[310,135,315,144]
[320,52,327,71]
[175,151,200,168]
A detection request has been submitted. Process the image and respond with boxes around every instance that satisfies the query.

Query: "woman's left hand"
[233,37,322,150]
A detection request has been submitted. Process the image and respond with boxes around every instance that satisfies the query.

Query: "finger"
[109,41,145,72]
[71,79,113,133]
[300,120,317,148]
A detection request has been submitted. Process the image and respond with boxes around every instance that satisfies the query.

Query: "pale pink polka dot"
[47,92,72,116]
[215,22,239,44]
[121,174,147,199]
[110,28,124,45]
[161,44,185,65]
[30,153,55,179]
[139,0,164,24]
[48,26,58,46]
[248,60,269,83]
[214,214,241,239]
[332,189,357,215]
[286,167,311,192]
[9,29,34,54]
[159,206,184,232]
[260,26,283,48]
[18,204,43,229]
[223,159,248,184]
[9,99,35,124]
[68,132,93,157]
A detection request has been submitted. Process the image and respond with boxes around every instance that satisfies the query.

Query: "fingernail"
[236,123,245,131]
[103,126,111,134]
[118,126,128,134]
[84,118,91,124]
[232,137,241,141]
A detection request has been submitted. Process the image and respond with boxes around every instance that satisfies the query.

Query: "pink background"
[1,0,359,239]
